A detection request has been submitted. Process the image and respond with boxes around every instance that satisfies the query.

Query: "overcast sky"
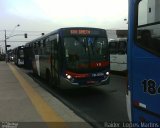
[0,0,128,51]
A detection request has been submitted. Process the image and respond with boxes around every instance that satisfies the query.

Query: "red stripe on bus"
[78,61,109,68]
[65,71,90,78]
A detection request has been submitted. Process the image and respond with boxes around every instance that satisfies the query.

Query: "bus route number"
[142,79,160,95]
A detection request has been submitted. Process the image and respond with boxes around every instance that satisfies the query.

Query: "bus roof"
[25,27,107,46]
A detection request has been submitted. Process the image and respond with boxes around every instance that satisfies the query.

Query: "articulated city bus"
[12,46,25,66]
[109,38,127,72]
[27,27,110,88]
[127,0,160,122]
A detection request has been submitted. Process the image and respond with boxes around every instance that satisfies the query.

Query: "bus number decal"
[142,79,160,95]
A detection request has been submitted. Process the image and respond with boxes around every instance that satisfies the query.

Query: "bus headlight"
[106,72,109,75]
[66,74,72,79]
[67,75,72,79]
[66,74,74,82]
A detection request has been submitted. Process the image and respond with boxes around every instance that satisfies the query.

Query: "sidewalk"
[0,61,92,128]
[0,61,43,122]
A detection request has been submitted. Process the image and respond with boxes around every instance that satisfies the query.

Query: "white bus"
[109,38,127,72]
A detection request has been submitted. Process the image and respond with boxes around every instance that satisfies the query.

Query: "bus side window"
[118,41,127,54]
[53,40,57,50]
[109,41,117,54]
[54,40,58,50]
[43,39,46,47]
[45,40,51,55]
[137,0,160,56]
[52,39,58,58]
[138,30,160,55]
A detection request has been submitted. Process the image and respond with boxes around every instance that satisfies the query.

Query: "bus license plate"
[87,81,96,84]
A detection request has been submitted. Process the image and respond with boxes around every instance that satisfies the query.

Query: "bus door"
[50,34,60,85]
[128,0,160,122]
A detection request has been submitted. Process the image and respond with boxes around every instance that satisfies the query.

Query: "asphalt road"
[26,70,129,128]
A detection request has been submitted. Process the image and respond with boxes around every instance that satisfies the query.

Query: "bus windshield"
[19,49,24,58]
[64,37,108,73]
[118,41,127,54]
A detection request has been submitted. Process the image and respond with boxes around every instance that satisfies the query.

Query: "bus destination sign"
[63,28,106,37]
[70,30,91,35]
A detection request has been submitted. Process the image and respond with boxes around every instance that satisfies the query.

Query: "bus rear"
[127,0,160,122]
[109,38,127,72]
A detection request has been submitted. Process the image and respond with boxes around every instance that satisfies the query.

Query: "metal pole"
[3,25,20,63]
[4,30,7,63]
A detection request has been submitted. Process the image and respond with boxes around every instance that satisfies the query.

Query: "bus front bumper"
[60,75,110,88]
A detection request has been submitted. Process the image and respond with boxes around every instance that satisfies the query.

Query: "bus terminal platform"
[0,61,92,128]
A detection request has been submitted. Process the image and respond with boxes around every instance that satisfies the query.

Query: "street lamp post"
[5,24,20,63]
[4,30,8,63]
[0,44,1,54]
[4,30,7,54]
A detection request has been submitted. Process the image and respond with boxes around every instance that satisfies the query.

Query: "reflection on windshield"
[109,41,117,54]
[109,40,127,54]
[118,41,127,54]
[64,37,108,72]
[138,0,160,26]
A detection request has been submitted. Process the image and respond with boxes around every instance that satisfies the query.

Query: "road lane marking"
[8,64,68,128]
